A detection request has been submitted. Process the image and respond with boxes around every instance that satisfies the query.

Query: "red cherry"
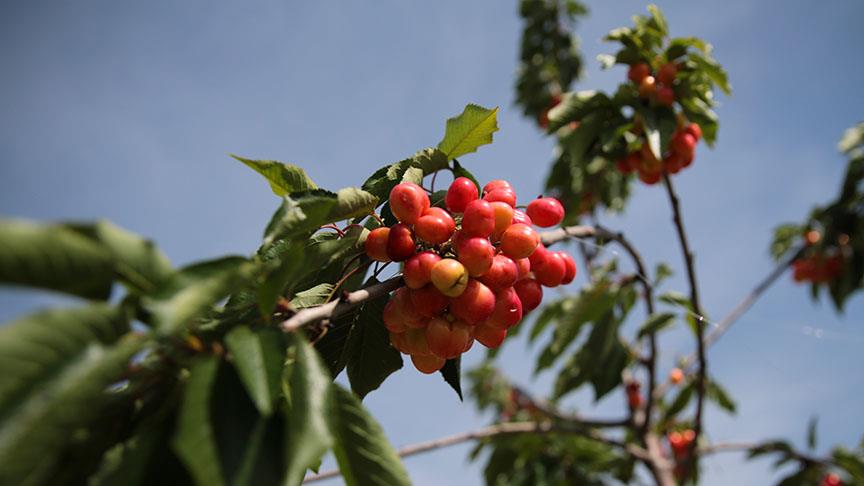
[657,62,678,85]
[445,177,479,213]
[821,473,842,486]
[411,353,445,374]
[528,242,550,267]
[664,153,685,174]
[403,327,432,356]
[533,251,566,287]
[383,297,407,333]
[560,252,577,284]
[483,188,517,208]
[415,207,456,244]
[628,62,651,84]
[485,287,523,329]
[526,197,565,228]
[449,279,496,324]
[483,179,512,194]
[479,254,519,292]
[386,223,415,262]
[500,223,540,259]
[389,182,430,224]
[474,321,507,349]
[409,284,449,318]
[656,87,675,106]
[393,287,428,329]
[638,168,662,185]
[365,227,391,262]
[490,201,515,240]
[403,251,442,289]
[456,237,495,277]
[515,258,531,280]
[513,278,543,312]
[511,209,533,226]
[426,317,472,360]
[462,200,496,238]
[684,123,702,141]
[671,132,697,158]
[389,331,409,354]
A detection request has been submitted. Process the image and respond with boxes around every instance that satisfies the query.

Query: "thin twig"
[280,276,402,332]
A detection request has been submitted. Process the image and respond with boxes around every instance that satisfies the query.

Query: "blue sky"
[1,1,863,484]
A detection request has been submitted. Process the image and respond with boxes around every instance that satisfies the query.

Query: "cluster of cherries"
[668,428,697,478]
[626,381,643,409]
[792,230,845,284]
[364,178,576,374]
[615,122,702,184]
[628,61,680,107]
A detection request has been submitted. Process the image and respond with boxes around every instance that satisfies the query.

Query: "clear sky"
[1,1,863,484]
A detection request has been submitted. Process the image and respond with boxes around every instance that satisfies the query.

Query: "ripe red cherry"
[389,331,409,354]
[474,321,507,349]
[479,254,519,292]
[426,317,472,360]
[657,62,678,85]
[528,242,549,267]
[403,251,441,289]
[486,287,523,329]
[483,187,517,208]
[684,123,702,141]
[638,168,662,185]
[389,182,430,224]
[515,258,531,280]
[386,223,415,262]
[365,227,391,262]
[457,237,495,277]
[411,354,445,374]
[490,201,514,239]
[628,62,651,84]
[393,287,428,329]
[526,197,565,227]
[483,179,512,194]
[513,278,543,312]
[821,473,842,486]
[449,279,496,324]
[671,132,697,158]
[656,87,675,106]
[560,252,577,284]
[445,177,478,213]
[462,200,495,238]
[664,153,685,174]
[500,223,540,259]
[403,327,431,356]
[383,297,407,333]
[409,284,449,318]
[414,207,456,244]
[533,250,566,287]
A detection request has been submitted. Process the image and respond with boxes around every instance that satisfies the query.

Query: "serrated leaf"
[328,386,411,486]
[283,334,334,486]
[344,288,403,399]
[0,334,146,485]
[0,218,115,299]
[333,188,379,221]
[440,357,463,401]
[437,104,499,160]
[225,327,285,416]
[706,380,737,414]
[171,357,225,486]
[290,283,336,309]
[233,155,318,196]
[144,256,256,334]
[637,312,676,339]
[265,189,377,246]
[360,148,449,203]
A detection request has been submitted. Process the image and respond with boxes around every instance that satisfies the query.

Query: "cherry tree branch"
[662,174,707,480]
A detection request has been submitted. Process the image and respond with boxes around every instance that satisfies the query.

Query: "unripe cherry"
[365,227,391,262]
[513,278,543,312]
[526,197,565,228]
[560,252,577,284]
[414,207,456,244]
[627,62,651,84]
[515,258,531,280]
[511,209,533,226]
[483,187,517,208]
[479,254,519,292]
[656,86,675,106]
[383,298,407,333]
[389,182,430,224]
[486,287,523,329]
[445,177,479,213]
[411,353,446,374]
[457,237,495,277]
[430,258,469,297]
[450,279,496,324]
[409,284,449,318]
[533,251,566,287]
[403,251,442,289]
[500,223,540,259]
[462,199,496,237]
[490,201,514,239]
[386,223,415,262]
[474,321,507,349]
[657,62,678,85]
[426,317,472,360]
[483,179,512,194]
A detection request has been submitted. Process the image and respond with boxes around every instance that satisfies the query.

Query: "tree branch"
[662,174,707,480]
[302,421,651,483]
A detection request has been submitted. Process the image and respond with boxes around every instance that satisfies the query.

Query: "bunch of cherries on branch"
[792,229,846,284]
[364,177,576,374]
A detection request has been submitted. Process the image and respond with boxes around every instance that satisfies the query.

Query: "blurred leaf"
[706,379,736,414]
[171,357,225,486]
[233,155,318,196]
[663,381,695,421]
[528,297,573,343]
[290,283,336,309]
[343,286,403,399]
[440,357,463,401]
[225,327,285,416]
[807,416,818,451]
[771,223,804,260]
[437,104,499,160]
[654,262,673,286]
[688,52,731,95]
[328,386,411,486]
[659,291,692,311]
[89,426,165,486]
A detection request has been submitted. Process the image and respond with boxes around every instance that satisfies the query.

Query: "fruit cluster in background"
[615,118,703,185]
[364,178,575,374]
[792,230,846,284]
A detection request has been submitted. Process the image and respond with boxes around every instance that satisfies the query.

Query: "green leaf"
[225,327,286,416]
[233,155,318,196]
[451,160,481,194]
[640,109,662,160]
[144,256,256,334]
[437,104,499,160]
[265,189,378,246]
[689,52,732,95]
[283,334,334,486]
[646,4,668,37]
[0,334,146,485]
[440,356,463,401]
[637,312,676,339]
[360,148,449,203]
[172,357,225,486]
[806,416,818,450]
[706,380,737,414]
[659,291,692,310]
[89,425,165,486]
[290,283,336,309]
[654,262,673,286]
[664,381,694,421]
[0,218,115,299]
[328,386,411,486]
[343,288,403,399]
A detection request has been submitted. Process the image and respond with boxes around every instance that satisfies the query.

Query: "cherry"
[483,187,517,208]
[383,297,407,333]
[403,251,441,289]
[639,168,662,185]
[386,223,416,262]
[483,179,512,194]
[430,258,469,297]
[389,182,430,224]
[515,258,531,280]
[528,242,550,268]
[664,153,685,174]
[389,331,409,354]
[393,287,428,329]
[445,177,479,213]
[474,321,507,349]
[456,236,495,277]
[426,317,472,360]
[486,287,523,329]
[403,327,431,356]
[656,86,675,106]
[414,207,456,244]
[450,279,496,324]
[560,251,577,284]
[684,123,702,141]
[671,132,697,158]
[411,353,446,374]
[821,473,843,486]
[513,278,543,312]
[669,367,684,385]
[500,223,540,259]
[657,62,678,85]
[409,284,449,318]
[490,201,515,239]
[628,62,651,84]
[479,254,519,292]
[638,75,657,98]
[365,227,391,262]
[511,209,533,226]
[462,199,496,238]
[526,197,565,227]
[533,250,566,287]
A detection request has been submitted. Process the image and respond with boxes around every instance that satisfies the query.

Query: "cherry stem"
[319,224,345,237]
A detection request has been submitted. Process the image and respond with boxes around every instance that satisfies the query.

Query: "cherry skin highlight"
[628,62,651,84]
[445,177,479,213]
[483,179,512,194]
[483,187,517,208]
[511,209,533,226]
[389,182,430,224]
